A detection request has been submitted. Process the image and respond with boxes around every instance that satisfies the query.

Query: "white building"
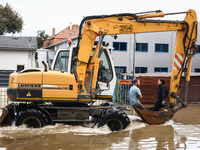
[0,36,37,70]
[102,30,200,75]
[41,26,200,76]
[0,36,37,86]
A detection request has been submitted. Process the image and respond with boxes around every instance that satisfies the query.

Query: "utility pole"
[133,33,136,77]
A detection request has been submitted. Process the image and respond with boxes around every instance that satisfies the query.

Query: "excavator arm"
[74,9,197,107]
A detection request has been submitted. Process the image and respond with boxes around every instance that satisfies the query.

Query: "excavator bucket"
[0,107,9,124]
[0,103,15,126]
[133,106,174,125]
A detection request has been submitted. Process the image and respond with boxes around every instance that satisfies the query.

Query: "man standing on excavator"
[129,78,146,110]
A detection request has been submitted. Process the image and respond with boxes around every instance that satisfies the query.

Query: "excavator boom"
[75,9,197,102]
[73,9,197,124]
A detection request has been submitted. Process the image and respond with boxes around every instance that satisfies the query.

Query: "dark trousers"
[153,100,163,111]
[134,101,146,110]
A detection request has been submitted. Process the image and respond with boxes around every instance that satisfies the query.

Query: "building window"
[135,67,148,73]
[154,67,168,73]
[17,65,24,71]
[113,42,127,51]
[114,66,127,76]
[196,45,200,54]
[194,68,200,72]
[136,43,148,52]
[94,41,106,46]
[155,43,169,53]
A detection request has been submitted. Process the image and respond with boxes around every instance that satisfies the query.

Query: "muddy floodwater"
[0,105,200,150]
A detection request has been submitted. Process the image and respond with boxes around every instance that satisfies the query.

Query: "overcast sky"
[1,0,200,37]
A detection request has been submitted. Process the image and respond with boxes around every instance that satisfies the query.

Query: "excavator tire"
[15,109,49,128]
[97,108,130,131]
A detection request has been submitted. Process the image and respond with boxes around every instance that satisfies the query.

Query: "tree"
[37,30,49,48]
[0,3,23,35]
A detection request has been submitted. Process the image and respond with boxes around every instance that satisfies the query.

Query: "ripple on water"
[0,116,147,138]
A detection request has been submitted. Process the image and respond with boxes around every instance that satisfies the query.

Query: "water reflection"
[129,125,175,150]
[0,125,130,150]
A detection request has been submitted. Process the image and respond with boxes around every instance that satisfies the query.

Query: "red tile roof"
[43,24,80,48]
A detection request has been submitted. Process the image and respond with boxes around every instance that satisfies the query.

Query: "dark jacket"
[157,84,167,102]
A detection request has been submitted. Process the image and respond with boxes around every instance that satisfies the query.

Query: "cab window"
[53,51,69,72]
[98,49,113,83]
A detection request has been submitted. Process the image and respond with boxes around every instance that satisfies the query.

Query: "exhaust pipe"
[42,61,48,72]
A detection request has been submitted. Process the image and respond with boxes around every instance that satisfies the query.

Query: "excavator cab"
[51,45,116,100]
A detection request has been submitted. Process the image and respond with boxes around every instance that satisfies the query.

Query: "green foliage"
[37,30,49,48]
[0,3,23,35]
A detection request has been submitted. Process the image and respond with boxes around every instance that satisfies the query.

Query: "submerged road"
[0,105,199,150]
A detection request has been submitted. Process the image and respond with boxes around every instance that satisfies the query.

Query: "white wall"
[0,50,34,70]
[134,32,175,73]
[103,30,200,74]
[37,50,55,69]
[104,34,131,72]
[45,25,200,74]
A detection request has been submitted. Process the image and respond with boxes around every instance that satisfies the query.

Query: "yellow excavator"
[0,9,198,131]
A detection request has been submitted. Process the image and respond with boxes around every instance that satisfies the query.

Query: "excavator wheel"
[15,109,49,128]
[97,108,130,131]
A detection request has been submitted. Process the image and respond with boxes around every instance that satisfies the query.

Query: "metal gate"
[113,75,135,115]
